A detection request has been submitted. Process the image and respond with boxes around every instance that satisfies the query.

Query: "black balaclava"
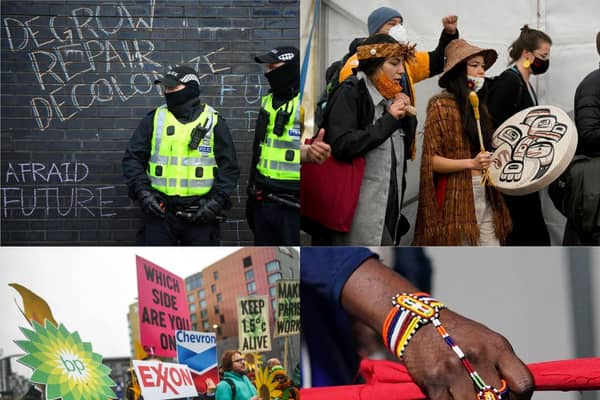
[165,82,200,119]
[265,61,300,100]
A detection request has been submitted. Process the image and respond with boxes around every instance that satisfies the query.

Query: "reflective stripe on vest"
[148,104,219,197]
[256,94,300,181]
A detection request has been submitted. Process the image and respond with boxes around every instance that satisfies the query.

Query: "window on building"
[202,320,209,330]
[268,272,282,284]
[216,293,222,303]
[186,274,203,291]
[188,294,195,303]
[266,260,280,273]
[200,300,207,309]
[245,270,254,281]
[269,286,276,297]
[217,326,222,335]
[190,314,197,322]
[201,310,208,319]
[211,284,216,293]
[220,314,225,324]
[243,256,252,267]
[199,289,205,299]
[214,305,219,314]
[192,323,198,330]
[247,281,256,293]
[189,303,196,313]
[213,271,219,280]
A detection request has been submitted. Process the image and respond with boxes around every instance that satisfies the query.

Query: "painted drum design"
[489,105,577,196]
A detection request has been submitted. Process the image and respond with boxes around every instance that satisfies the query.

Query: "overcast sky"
[0,247,242,377]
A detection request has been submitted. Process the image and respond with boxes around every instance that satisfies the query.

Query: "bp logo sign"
[15,320,117,400]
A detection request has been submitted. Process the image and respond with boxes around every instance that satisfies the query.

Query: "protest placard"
[274,280,300,338]
[237,296,271,352]
[133,360,198,400]
[176,330,218,392]
[136,256,191,357]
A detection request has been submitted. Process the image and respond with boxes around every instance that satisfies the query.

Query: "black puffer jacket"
[574,68,600,157]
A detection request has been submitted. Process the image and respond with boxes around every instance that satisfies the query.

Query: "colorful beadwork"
[382,292,509,399]
[382,292,446,358]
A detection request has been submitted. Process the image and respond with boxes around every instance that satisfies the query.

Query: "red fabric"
[300,156,365,232]
[301,358,600,400]
[435,175,448,209]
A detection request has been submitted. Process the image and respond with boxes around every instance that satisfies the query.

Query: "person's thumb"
[315,128,325,142]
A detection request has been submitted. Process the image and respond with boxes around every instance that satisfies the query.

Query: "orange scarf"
[372,70,402,99]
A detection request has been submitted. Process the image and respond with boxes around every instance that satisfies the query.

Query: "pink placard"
[136,256,191,358]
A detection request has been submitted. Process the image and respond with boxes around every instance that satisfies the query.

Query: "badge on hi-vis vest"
[198,145,211,153]
[288,129,300,138]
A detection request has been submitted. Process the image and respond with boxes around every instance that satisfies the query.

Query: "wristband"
[382,292,509,400]
[382,292,446,358]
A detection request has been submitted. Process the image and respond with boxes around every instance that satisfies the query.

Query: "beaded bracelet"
[382,292,446,358]
[382,292,509,400]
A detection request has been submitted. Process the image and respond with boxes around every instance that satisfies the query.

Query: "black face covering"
[530,57,550,75]
[265,62,300,99]
[165,84,200,118]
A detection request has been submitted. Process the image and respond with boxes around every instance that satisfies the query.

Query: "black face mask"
[530,57,550,75]
[265,62,299,99]
[165,84,200,117]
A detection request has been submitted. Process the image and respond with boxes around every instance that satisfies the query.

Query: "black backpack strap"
[223,378,236,400]
[506,67,525,108]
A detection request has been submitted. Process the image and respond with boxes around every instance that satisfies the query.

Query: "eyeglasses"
[233,358,245,363]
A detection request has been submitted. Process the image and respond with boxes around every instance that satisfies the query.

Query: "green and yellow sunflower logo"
[15,320,117,400]
[255,366,282,400]
[244,351,264,374]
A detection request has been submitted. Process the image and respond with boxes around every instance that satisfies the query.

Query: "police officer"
[123,66,240,245]
[246,47,302,245]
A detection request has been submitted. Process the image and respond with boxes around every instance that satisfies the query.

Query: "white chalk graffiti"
[1,162,116,217]
[2,1,266,131]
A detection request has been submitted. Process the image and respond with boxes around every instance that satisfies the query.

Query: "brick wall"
[1,0,299,245]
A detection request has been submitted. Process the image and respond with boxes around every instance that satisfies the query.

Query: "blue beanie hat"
[367,7,403,35]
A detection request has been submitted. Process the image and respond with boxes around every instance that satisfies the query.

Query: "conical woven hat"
[439,39,497,88]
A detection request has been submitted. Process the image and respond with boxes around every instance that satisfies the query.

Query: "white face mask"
[388,24,408,44]
[467,75,485,92]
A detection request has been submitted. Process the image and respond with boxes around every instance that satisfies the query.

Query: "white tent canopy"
[301,0,600,244]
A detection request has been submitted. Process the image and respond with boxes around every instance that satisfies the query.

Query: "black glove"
[193,197,224,223]
[138,190,164,217]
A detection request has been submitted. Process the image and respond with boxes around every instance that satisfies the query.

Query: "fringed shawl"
[413,92,512,245]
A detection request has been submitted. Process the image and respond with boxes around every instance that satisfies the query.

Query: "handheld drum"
[489,105,577,196]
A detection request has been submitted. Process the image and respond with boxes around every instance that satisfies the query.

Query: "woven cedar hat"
[438,39,498,88]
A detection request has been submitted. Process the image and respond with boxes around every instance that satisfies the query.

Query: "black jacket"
[323,76,416,162]
[122,99,240,208]
[488,67,535,129]
[574,68,600,157]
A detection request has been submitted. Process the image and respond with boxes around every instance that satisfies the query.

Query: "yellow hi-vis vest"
[148,104,218,197]
[256,94,301,181]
